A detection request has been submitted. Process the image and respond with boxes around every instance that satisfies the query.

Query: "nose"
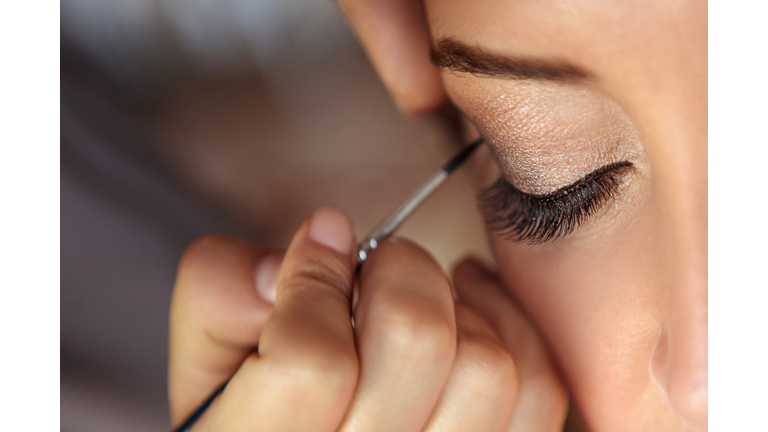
[651,268,708,431]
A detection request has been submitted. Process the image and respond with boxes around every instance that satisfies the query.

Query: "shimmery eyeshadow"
[445,77,643,195]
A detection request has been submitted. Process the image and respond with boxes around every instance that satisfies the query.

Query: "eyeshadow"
[445,77,643,195]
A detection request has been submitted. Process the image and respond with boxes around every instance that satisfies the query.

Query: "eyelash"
[478,161,633,244]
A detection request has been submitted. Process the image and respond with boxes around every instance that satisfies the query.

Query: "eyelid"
[479,161,633,244]
[522,161,633,201]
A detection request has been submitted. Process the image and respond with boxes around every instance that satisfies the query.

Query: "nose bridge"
[667,190,708,427]
[620,11,707,424]
[655,126,708,429]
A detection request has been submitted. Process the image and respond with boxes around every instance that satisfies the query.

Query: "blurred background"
[60,1,491,430]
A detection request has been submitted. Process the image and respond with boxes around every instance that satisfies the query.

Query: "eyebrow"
[430,38,589,82]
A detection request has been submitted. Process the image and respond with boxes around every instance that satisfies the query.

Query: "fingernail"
[255,254,283,304]
[307,207,353,256]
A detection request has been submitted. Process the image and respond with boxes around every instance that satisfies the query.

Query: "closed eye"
[479,161,633,244]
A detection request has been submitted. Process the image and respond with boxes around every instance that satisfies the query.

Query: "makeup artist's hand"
[336,0,444,114]
[168,206,567,431]
[448,258,569,431]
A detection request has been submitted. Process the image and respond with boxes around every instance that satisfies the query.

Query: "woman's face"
[423,0,707,430]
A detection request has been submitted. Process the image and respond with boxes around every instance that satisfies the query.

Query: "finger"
[423,303,519,432]
[201,207,359,431]
[337,0,445,114]
[338,238,457,432]
[168,235,282,426]
[453,258,569,432]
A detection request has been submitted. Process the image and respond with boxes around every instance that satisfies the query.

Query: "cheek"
[485,200,673,429]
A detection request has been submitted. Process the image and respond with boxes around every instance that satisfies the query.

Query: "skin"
[169,208,566,431]
[340,0,707,430]
[169,0,706,430]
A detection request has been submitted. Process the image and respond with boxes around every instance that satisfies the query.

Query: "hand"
[168,207,567,431]
[169,207,359,430]
[336,0,444,114]
[450,258,569,431]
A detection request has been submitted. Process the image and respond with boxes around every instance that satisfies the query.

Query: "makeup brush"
[170,137,484,432]
[356,137,484,267]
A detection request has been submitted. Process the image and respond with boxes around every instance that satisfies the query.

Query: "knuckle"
[372,237,442,273]
[283,255,352,299]
[172,235,263,342]
[525,368,569,413]
[372,292,456,356]
[179,235,238,272]
[173,235,235,313]
[456,334,519,393]
[175,235,249,296]
[266,347,358,395]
